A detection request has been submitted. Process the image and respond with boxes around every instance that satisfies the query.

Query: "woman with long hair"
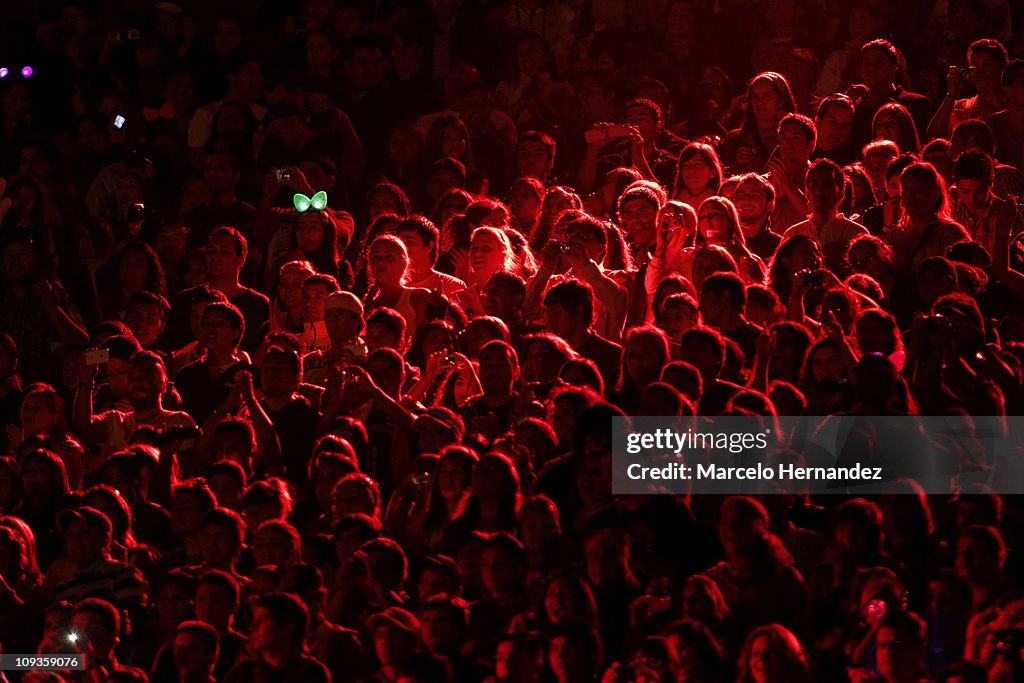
[15,449,70,568]
[366,182,412,222]
[0,520,46,651]
[364,234,431,337]
[650,197,764,290]
[536,569,600,630]
[207,100,258,162]
[611,326,671,414]
[695,197,765,282]
[664,618,730,683]
[425,115,475,173]
[704,496,810,637]
[722,72,797,173]
[100,240,168,321]
[417,445,478,553]
[531,185,583,253]
[351,212,403,297]
[872,102,921,154]
[799,337,856,414]
[454,227,518,316]
[442,452,522,552]
[851,353,918,415]
[289,208,348,283]
[672,142,724,208]
[0,515,42,595]
[735,624,812,683]
[1,177,55,241]
[12,384,84,490]
[886,162,969,274]
[431,188,474,242]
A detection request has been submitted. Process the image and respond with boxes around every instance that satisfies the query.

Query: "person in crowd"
[223,592,330,683]
[812,93,858,165]
[396,216,467,298]
[203,228,269,351]
[722,72,797,174]
[927,39,1009,141]
[48,507,148,613]
[872,102,922,155]
[74,351,198,466]
[849,39,931,145]
[885,162,971,274]
[949,149,1023,256]
[173,302,251,425]
[733,173,782,261]
[767,113,815,231]
[672,142,724,209]
[784,158,869,272]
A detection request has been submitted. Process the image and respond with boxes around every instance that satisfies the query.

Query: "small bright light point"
[67,632,78,643]
[21,66,33,78]
[0,68,8,79]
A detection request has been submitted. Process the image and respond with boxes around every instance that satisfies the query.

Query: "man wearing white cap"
[303,291,366,386]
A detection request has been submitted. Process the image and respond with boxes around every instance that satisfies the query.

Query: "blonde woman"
[454,226,517,315]
[364,234,431,336]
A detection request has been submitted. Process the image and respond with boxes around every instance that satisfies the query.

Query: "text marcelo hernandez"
[626,462,884,481]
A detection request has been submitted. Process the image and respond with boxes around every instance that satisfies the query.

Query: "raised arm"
[72,364,109,445]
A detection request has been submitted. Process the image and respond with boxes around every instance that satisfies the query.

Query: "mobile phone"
[440,354,458,368]
[66,632,79,644]
[127,203,145,222]
[84,349,110,366]
[113,114,126,130]
[122,29,140,41]
[275,168,292,183]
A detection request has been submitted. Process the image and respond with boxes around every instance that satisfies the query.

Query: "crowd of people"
[2,0,1024,681]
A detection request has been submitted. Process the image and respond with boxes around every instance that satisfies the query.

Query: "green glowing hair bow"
[293,191,328,213]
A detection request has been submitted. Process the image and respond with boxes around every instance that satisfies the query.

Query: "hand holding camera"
[946,65,972,98]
